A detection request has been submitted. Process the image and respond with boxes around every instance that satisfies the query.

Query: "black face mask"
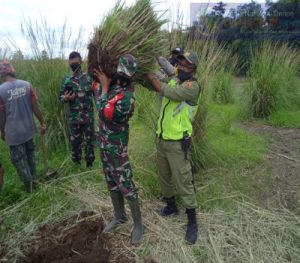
[169,57,179,67]
[178,69,193,82]
[116,73,132,87]
[70,63,81,73]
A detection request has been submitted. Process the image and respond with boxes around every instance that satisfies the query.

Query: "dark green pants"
[69,122,95,164]
[156,138,197,209]
[10,138,36,184]
[100,144,137,202]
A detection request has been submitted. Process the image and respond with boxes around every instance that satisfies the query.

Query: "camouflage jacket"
[97,83,135,148]
[60,72,94,124]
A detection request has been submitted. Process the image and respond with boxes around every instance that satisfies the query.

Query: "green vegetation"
[1,9,300,262]
[244,42,300,119]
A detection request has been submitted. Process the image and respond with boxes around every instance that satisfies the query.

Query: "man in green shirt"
[147,52,200,244]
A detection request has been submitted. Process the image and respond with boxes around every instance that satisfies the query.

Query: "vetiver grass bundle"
[88,0,167,82]
[246,42,300,119]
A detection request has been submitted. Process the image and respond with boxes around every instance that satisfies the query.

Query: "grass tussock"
[245,42,300,119]
[185,33,232,170]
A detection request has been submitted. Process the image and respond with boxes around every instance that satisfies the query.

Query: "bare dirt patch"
[240,123,300,213]
[10,211,135,263]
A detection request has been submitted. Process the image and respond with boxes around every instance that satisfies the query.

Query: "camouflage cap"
[177,52,199,67]
[117,54,138,77]
[0,59,15,78]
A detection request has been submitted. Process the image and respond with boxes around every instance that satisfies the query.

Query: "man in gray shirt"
[0,60,46,193]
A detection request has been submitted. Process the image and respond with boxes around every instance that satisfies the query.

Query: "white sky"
[0,0,265,56]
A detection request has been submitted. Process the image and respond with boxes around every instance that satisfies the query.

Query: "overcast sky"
[0,0,265,56]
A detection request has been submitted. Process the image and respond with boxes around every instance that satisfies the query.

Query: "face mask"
[117,73,132,87]
[70,63,81,73]
[169,57,179,67]
[178,69,193,82]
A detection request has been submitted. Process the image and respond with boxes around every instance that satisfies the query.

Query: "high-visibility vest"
[156,79,200,140]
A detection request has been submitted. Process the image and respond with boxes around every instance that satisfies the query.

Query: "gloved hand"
[157,56,175,77]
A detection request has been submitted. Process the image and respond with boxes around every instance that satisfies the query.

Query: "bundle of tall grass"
[87,0,167,82]
[245,42,300,119]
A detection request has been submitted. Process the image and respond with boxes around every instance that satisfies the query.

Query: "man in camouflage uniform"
[147,52,200,244]
[94,54,143,244]
[0,60,46,193]
[60,51,95,167]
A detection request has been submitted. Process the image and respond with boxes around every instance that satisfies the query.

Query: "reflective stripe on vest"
[156,81,199,140]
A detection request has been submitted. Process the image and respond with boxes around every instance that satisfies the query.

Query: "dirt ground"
[241,123,300,214]
[19,211,135,263]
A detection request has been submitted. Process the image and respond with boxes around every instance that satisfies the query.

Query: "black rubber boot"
[103,191,128,233]
[157,196,179,216]
[185,208,198,244]
[128,198,144,244]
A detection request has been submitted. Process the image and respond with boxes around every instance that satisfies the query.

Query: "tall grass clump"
[5,18,87,150]
[185,31,231,170]
[166,2,188,52]
[245,42,300,119]
[88,0,167,83]
[211,51,236,104]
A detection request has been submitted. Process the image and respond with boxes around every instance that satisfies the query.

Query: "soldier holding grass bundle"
[94,54,144,244]
[60,51,95,168]
[0,60,46,193]
[147,52,200,244]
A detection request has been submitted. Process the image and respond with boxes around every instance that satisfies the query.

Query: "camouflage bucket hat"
[177,52,199,67]
[0,59,15,78]
[117,54,138,77]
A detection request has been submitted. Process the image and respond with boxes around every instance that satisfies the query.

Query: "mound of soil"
[20,211,135,263]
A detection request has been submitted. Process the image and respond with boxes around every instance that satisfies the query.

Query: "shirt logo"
[7,86,27,101]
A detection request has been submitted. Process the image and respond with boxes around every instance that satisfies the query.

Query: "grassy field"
[1,74,300,262]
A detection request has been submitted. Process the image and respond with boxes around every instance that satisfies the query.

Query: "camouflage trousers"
[70,122,95,165]
[9,138,36,184]
[100,144,137,202]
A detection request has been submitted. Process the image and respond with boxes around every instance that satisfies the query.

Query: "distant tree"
[212,2,226,16]
[12,50,24,60]
[41,50,49,60]
[228,8,237,20]
[235,1,264,31]
[266,0,300,31]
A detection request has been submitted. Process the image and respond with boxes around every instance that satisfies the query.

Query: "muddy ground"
[1,211,136,263]
[241,123,300,214]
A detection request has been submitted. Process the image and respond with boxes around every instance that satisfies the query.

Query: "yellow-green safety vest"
[156,79,200,140]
